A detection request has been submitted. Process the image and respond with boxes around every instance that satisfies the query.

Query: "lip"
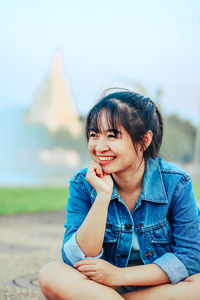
[96,155,116,166]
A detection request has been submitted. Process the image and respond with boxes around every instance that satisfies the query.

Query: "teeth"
[98,156,115,161]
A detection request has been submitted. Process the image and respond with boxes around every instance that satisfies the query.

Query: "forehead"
[89,108,123,131]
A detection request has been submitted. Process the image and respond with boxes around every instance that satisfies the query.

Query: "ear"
[142,130,153,150]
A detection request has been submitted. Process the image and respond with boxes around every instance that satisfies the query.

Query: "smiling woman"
[39,88,200,300]
[88,115,145,176]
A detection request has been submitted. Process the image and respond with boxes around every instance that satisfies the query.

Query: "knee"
[38,261,63,299]
[39,261,87,300]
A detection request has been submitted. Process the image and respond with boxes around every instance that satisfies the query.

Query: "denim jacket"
[62,157,200,284]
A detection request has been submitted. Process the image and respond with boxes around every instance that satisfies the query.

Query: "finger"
[74,259,97,268]
[87,275,101,283]
[95,166,103,177]
[77,265,96,272]
[89,161,100,169]
[90,161,103,175]
[91,162,102,176]
[102,171,111,175]
[79,271,97,277]
[87,163,102,178]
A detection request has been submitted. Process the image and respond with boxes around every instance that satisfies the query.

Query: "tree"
[161,114,196,163]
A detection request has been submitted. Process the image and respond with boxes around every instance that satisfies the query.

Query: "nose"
[95,137,110,152]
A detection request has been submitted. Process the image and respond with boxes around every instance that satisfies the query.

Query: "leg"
[38,261,124,300]
[122,273,200,300]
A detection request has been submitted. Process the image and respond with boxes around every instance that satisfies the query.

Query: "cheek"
[88,141,95,154]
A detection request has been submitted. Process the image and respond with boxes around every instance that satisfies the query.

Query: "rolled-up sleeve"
[154,178,200,284]
[63,232,103,266]
[154,252,189,284]
[61,174,103,266]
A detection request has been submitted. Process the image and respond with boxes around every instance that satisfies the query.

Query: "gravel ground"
[0,211,66,300]
[1,200,199,300]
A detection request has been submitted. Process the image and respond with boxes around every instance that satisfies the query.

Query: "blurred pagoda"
[25,50,82,138]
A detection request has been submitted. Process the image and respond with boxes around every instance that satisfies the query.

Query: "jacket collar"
[91,158,168,204]
[140,158,168,203]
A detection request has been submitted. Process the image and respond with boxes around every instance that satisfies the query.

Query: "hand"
[86,161,113,195]
[74,259,121,286]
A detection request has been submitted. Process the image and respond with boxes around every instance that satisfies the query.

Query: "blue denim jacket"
[62,157,200,284]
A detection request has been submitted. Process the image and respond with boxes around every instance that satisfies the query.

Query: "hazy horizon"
[1,0,200,124]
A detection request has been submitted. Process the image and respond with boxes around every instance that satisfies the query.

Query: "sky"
[0,0,200,124]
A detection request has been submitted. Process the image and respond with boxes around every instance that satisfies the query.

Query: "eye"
[108,134,116,138]
[107,129,121,138]
[89,132,97,138]
[107,129,120,138]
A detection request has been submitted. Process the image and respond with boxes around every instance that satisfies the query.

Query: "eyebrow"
[89,128,122,134]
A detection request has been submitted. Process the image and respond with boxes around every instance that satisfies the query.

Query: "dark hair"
[86,88,163,161]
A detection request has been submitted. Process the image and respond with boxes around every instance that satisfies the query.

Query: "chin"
[101,165,113,174]
[102,166,119,175]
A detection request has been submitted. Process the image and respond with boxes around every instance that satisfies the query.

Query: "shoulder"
[156,157,191,182]
[70,167,88,184]
[69,168,93,196]
[143,158,193,202]
[143,157,195,205]
[155,157,193,198]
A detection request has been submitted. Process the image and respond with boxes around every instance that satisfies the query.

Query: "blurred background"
[0,0,200,214]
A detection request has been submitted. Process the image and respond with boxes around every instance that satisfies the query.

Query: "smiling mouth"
[97,156,116,162]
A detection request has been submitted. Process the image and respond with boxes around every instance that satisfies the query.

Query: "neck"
[112,159,145,194]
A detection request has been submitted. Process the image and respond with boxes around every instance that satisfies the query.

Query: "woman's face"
[88,110,143,176]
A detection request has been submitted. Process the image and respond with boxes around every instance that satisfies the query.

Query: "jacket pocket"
[147,221,173,256]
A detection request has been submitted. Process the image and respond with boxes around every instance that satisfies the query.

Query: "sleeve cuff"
[63,232,103,266]
[153,252,189,284]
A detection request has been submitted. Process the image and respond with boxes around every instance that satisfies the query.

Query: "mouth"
[97,156,116,165]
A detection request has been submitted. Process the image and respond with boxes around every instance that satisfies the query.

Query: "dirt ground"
[0,210,66,300]
[1,199,200,300]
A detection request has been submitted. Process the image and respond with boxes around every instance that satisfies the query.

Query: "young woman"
[39,89,200,300]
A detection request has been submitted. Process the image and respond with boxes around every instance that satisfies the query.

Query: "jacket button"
[125,224,132,229]
[121,253,128,258]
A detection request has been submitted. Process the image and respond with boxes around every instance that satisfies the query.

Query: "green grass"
[0,183,199,216]
[193,183,200,201]
[0,187,68,215]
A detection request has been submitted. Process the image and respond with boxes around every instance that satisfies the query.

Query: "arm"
[62,162,113,265]
[77,162,113,257]
[118,178,200,286]
[116,263,169,286]
[76,192,110,257]
[153,177,200,284]
[74,259,169,286]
